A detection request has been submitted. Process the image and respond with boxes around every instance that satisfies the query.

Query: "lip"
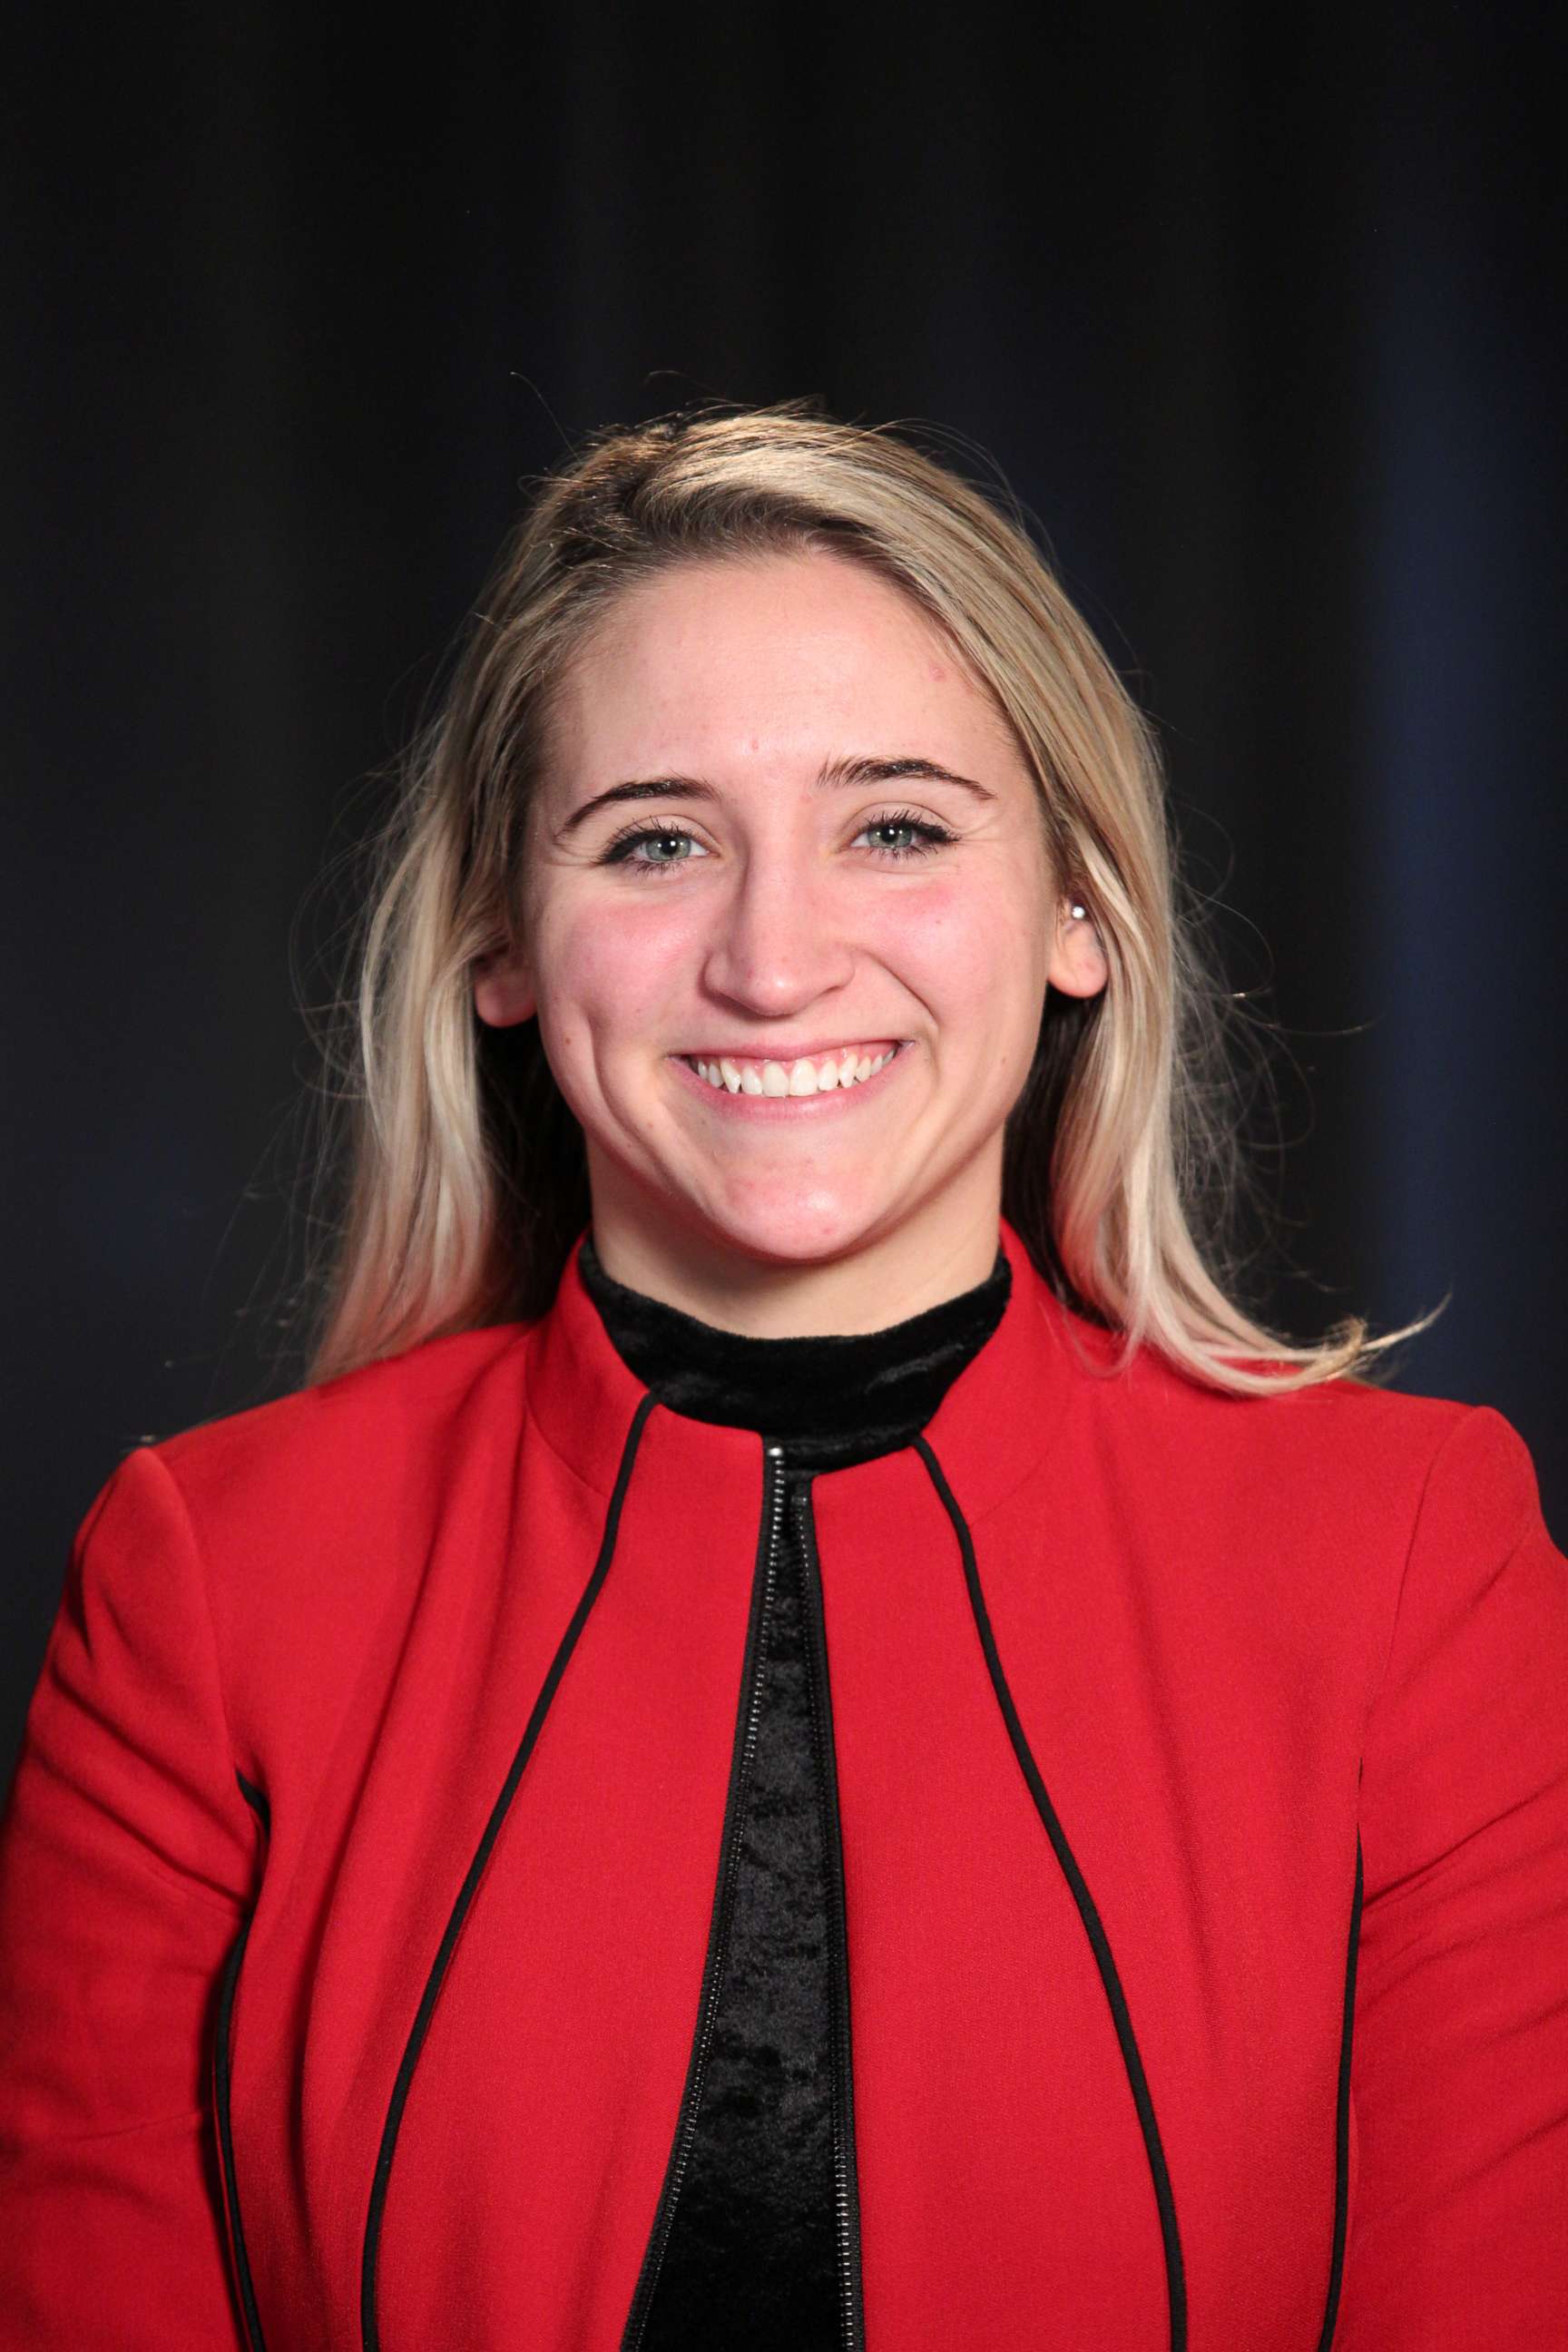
[674,1038,906,1063]
[668,1039,914,1117]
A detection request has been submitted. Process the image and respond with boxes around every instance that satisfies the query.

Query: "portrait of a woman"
[1,407,1563,2348]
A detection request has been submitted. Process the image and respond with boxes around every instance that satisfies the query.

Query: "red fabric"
[1,1215,1564,2350]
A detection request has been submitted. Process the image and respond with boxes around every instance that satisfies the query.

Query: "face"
[474,550,1107,1314]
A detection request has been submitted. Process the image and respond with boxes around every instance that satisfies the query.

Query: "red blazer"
[2,1216,1564,2350]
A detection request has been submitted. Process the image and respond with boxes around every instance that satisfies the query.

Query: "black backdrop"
[6,5,1564,1781]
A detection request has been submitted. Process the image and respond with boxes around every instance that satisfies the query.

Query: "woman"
[1,406,1563,2351]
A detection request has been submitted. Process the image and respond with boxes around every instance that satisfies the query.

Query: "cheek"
[534,891,702,1032]
[867,877,1042,1024]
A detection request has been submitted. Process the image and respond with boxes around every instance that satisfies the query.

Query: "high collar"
[522,1213,1119,1520]
[574,1228,1012,1469]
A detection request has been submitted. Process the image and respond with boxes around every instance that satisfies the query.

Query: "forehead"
[546,551,1021,781]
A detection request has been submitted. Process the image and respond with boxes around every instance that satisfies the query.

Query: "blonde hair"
[298,401,1440,1396]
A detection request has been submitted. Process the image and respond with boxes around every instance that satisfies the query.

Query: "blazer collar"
[523,1212,1119,1522]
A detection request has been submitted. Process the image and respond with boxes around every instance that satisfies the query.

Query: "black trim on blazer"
[915,1434,1190,2352]
[1315,1831,1363,2352]
[215,1769,271,2352]
[236,1770,270,1834]
[360,1389,660,2352]
[619,1438,788,2347]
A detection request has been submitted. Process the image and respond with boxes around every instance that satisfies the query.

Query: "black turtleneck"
[576,1232,1011,1470]
[578,1233,1011,2349]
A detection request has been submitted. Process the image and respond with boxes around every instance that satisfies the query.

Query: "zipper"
[797,1481,866,2352]
[620,1442,789,2349]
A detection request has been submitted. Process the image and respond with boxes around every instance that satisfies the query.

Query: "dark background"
[5,5,1564,1783]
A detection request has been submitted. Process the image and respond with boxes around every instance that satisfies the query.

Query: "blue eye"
[599,826,704,874]
[857,810,956,859]
[596,808,958,880]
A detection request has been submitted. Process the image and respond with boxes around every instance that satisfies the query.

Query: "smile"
[681,1041,904,1096]
[669,1040,912,1112]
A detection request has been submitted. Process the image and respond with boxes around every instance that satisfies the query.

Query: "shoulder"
[1080,1341,1562,1721]
[1099,1329,1550,1563]
[83,1322,541,1755]
[136,1319,535,1556]
[50,1324,544,1799]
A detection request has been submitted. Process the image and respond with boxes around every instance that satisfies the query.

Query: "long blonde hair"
[299,401,1440,1396]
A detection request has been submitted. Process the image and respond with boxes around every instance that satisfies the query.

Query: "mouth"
[669,1038,914,1110]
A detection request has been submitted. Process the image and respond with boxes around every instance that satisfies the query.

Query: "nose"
[698,845,857,1019]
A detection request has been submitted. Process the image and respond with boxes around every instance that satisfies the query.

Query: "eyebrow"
[555,754,996,838]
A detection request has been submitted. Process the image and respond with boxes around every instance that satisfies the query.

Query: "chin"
[685,1191,893,1269]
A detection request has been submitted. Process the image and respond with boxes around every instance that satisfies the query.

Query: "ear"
[1045,897,1109,1001]
[473,944,537,1029]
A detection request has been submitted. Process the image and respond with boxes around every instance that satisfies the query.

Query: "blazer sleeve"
[0,1446,260,2347]
[1337,1403,1568,2349]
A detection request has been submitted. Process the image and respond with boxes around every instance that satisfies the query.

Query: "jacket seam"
[130,1450,269,2345]
[520,1365,636,1503]
[212,1776,271,2352]
[138,1446,257,1846]
[1363,1404,1483,1740]
[21,1797,250,1923]
[1315,1830,1363,2351]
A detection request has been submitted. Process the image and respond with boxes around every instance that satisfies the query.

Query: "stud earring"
[1070,903,1087,920]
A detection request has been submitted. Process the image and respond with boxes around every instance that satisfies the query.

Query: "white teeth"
[686,1045,899,1095]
